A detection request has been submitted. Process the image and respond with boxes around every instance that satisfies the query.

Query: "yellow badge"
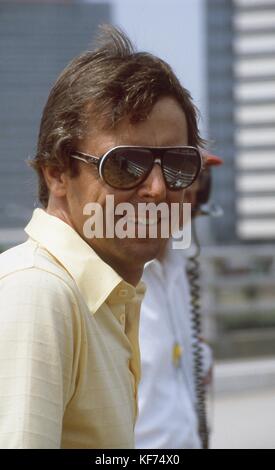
[172,343,183,367]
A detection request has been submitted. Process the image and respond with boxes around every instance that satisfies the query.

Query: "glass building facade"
[207,0,275,243]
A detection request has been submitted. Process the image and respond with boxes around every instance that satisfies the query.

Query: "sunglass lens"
[102,148,152,189]
[162,148,200,190]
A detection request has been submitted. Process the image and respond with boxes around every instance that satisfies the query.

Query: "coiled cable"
[186,217,209,450]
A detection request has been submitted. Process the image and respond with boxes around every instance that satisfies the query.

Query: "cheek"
[168,190,187,226]
[168,189,186,204]
[70,172,107,208]
[112,189,137,206]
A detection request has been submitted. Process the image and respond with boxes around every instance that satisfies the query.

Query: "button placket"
[118,288,129,298]
[119,312,126,328]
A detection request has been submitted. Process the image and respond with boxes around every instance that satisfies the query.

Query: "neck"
[156,240,168,263]
[111,263,144,287]
[45,201,143,286]
[90,245,144,286]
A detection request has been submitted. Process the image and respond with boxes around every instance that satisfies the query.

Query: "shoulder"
[0,240,79,323]
[0,238,77,299]
[0,240,35,277]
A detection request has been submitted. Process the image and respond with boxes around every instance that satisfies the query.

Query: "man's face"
[64,96,188,278]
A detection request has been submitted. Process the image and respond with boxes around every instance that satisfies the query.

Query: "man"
[0,26,206,448]
[135,161,222,449]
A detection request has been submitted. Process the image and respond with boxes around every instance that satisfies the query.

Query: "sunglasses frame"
[71,145,205,190]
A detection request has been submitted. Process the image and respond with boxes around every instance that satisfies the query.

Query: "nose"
[136,162,167,202]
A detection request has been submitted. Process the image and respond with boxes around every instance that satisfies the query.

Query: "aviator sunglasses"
[71,145,204,191]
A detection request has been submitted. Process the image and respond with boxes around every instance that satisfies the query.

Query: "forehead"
[80,97,188,155]
[124,97,188,144]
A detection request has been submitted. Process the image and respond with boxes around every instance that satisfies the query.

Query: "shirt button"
[120,314,125,325]
[119,289,128,298]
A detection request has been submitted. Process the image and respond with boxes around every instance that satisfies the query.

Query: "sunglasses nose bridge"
[153,157,162,166]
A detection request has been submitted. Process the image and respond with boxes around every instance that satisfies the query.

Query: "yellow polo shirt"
[0,209,145,449]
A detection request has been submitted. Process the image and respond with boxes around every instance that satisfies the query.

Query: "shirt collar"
[25,209,145,314]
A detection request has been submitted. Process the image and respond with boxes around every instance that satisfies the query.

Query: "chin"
[120,237,166,264]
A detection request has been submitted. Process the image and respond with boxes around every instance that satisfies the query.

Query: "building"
[206,0,275,243]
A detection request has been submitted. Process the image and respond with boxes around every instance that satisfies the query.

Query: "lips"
[125,215,163,227]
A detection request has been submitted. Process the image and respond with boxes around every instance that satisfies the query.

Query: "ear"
[42,166,68,199]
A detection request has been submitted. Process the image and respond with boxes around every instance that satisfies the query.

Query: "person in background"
[135,157,222,449]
